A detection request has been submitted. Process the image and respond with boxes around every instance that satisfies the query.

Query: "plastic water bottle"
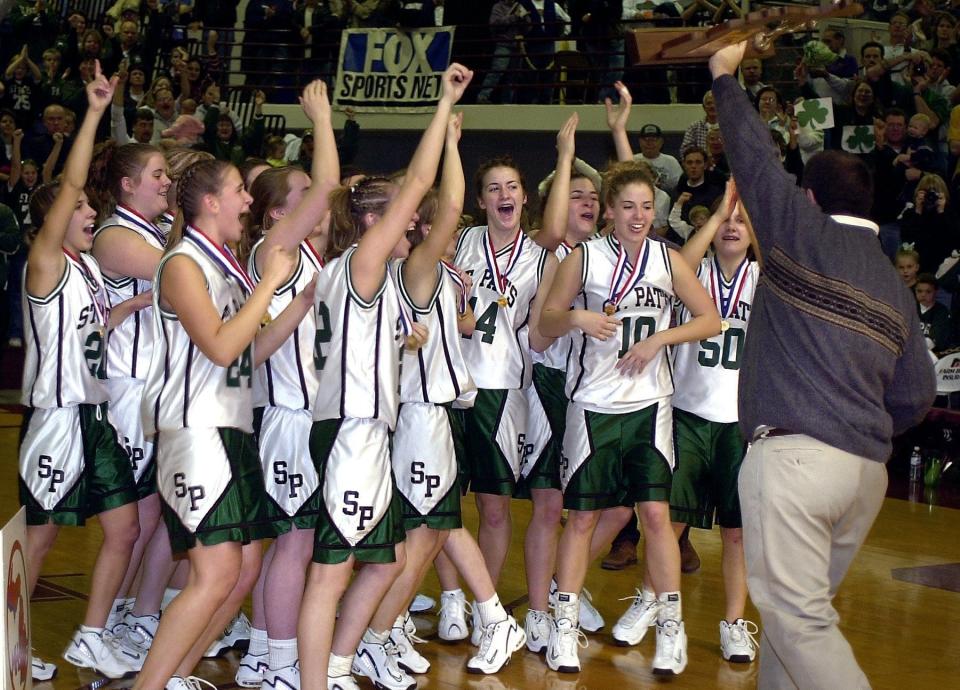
[909,446,923,483]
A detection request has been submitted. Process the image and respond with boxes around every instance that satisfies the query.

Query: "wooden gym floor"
[3,403,960,690]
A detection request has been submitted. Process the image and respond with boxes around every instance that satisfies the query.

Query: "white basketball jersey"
[533,242,576,371]
[22,252,109,408]
[454,226,548,390]
[566,235,675,413]
[249,239,323,411]
[672,258,758,424]
[96,206,167,380]
[312,247,402,429]
[396,260,476,405]
[141,233,255,434]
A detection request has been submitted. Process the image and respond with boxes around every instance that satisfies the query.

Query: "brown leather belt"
[752,427,799,442]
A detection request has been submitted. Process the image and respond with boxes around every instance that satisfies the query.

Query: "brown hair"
[28,182,60,235]
[241,167,303,264]
[326,176,394,261]
[89,141,163,217]
[167,158,234,251]
[473,155,531,229]
[602,160,657,207]
[165,147,214,217]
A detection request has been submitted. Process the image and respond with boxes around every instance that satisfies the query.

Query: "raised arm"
[41,132,64,183]
[605,81,634,162]
[257,81,339,265]
[350,63,472,303]
[27,62,116,298]
[402,111,466,306]
[9,129,23,188]
[534,112,578,252]
[679,178,736,270]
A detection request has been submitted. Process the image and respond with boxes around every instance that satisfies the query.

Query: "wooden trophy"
[626,1,864,66]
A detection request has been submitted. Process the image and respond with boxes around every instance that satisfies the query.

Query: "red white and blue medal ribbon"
[484,228,525,307]
[64,250,109,329]
[300,240,325,274]
[709,256,749,332]
[115,204,167,247]
[604,239,650,315]
[441,260,467,315]
[185,225,255,295]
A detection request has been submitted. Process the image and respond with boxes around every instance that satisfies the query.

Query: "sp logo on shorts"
[123,436,144,472]
[37,455,65,492]
[559,453,570,480]
[273,460,304,499]
[173,472,206,511]
[343,490,375,531]
[410,461,441,498]
[517,433,534,460]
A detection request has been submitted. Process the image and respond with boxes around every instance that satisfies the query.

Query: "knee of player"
[532,493,564,524]
[478,500,512,528]
[102,515,141,550]
[635,502,672,533]
[564,509,601,534]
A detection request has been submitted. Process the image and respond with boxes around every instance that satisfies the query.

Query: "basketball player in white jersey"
[107,149,221,660]
[230,81,340,690]
[18,64,149,681]
[87,141,171,638]
[132,156,307,690]
[296,64,471,690]
[443,153,558,642]
[614,179,759,663]
[540,161,721,676]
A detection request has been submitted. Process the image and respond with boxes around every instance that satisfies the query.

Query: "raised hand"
[557,112,578,161]
[604,81,632,131]
[442,63,474,105]
[447,110,463,142]
[575,310,620,341]
[300,80,330,124]
[260,244,297,289]
[86,61,117,112]
[708,41,747,79]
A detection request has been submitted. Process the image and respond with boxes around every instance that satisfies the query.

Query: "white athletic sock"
[363,628,390,644]
[641,587,656,604]
[161,587,181,610]
[549,577,558,595]
[268,637,298,670]
[248,627,269,656]
[441,588,465,598]
[328,652,354,676]
[554,591,580,626]
[79,625,105,635]
[128,613,160,636]
[475,595,508,628]
[657,591,682,623]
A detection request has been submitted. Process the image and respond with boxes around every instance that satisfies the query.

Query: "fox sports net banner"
[334,26,455,112]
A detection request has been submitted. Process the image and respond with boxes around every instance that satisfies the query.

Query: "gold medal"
[405,334,420,350]
[603,301,616,316]
[721,320,730,332]
[497,296,508,308]
[261,313,273,327]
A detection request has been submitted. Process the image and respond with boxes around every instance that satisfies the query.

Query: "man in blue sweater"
[709,42,935,689]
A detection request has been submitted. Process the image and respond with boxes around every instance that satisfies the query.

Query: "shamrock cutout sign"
[842,125,875,153]
[794,97,834,130]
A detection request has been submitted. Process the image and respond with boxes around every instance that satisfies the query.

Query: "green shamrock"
[797,99,830,128]
[844,125,875,153]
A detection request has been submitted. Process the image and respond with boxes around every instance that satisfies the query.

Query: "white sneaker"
[524,609,551,653]
[204,611,252,657]
[62,627,144,678]
[234,650,269,687]
[31,654,57,681]
[720,618,758,663]
[353,638,417,690]
[612,590,659,646]
[390,619,430,674]
[107,598,133,634]
[578,587,605,633]
[545,616,587,673]
[166,677,218,690]
[328,673,361,690]
[119,613,159,655]
[401,612,417,639]
[263,663,300,690]
[652,619,688,676]
[438,590,470,641]
[470,602,482,646]
[467,615,526,674]
[409,593,435,613]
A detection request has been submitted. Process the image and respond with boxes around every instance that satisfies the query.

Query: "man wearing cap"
[631,123,683,194]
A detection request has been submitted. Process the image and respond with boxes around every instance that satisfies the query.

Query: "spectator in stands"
[916,273,952,353]
[674,145,724,224]
[7,0,60,62]
[192,0,241,64]
[931,11,960,77]
[295,0,346,84]
[873,108,917,256]
[57,8,88,75]
[345,0,394,27]
[756,85,789,141]
[630,123,682,193]
[667,200,709,244]
[740,57,767,102]
[286,107,359,172]
[901,173,959,274]
[138,0,177,81]
[0,110,15,179]
[243,0,297,98]
[705,127,729,177]
[824,28,859,79]
[39,48,68,108]
[202,87,266,165]
[77,29,113,76]
[680,89,717,156]
[147,86,178,134]
[571,0,625,103]
[475,0,530,105]
[2,47,42,130]
[194,82,242,133]
[22,103,70,177]
[518,0,571,105]
[910,0,939,51]
[857,40,914,112]
[828,80,883,155]
[896,245,921,289]
[884,11,915,87]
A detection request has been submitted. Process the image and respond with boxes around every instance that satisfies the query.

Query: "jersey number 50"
[697,326,745,370]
